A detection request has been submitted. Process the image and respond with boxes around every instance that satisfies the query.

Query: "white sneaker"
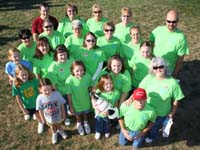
[33,114,37,120]
[57,130,68,139]
[84,122,91,134]
[52,133,58,144]
[145,137,153,143]
[64,118,71,126]
[95,132,101,140]
[77,123,85,136]
[37,122,44,134]
[105,133,110,138]
[24,114,30,120]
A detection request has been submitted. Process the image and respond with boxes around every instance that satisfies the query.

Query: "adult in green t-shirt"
[86,4,109,38]
[119,88,156,148]
[113,7,135,43]
[97,21,123,60]
[149,10,189,77]
[139,57,184,143]
[39,19,65,50]
[64,20,85,57]
[74,32,106,81]
[57,3,88,38]
[17,28,36,64]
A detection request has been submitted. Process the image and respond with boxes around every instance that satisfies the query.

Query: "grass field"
[0,0,200,149]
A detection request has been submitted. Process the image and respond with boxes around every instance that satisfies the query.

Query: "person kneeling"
[118,88,156,149]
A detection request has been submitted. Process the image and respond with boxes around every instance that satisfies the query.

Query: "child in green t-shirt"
[66,60,93,136]
[93,74,120,140]
[118,88,156,148]
[12,64,44,134]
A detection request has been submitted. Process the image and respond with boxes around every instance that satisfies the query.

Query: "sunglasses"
[94,11,101,14]
[44,25,52,28]
[122,15,130,18]
[153,65,165,70]
[21,36,30,40]
[166,20,177,24]
[86,39,96,43]
[104,29,114,32]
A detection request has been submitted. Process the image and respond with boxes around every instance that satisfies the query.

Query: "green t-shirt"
[33,53,54,78]
[39,30,65,50]
[128,55,151,87]
[149,26,189,73]
[113,22,134,43]
[12,78,39,109]
[139,74,185,116]
[57,17,88,38]
[86,17,109,38]
[74,47,106,77]
[65,73,94,112]
[47,58,74,95]
[97,36,122,60]
[119,102,156,131]
[17,41,36,64]
[109,70,131,94]
[96,89,120,106]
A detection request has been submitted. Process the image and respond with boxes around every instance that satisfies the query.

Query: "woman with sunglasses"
[39,19,65,50]
[57,3,88,39]
[86,4,109,38]
[97,21,123,60]
[114,7,135,43]
[138,57,184,143]
[74,32,106,81]
[17,28,36,64]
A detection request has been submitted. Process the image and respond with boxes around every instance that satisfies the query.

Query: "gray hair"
[149,57,171,77]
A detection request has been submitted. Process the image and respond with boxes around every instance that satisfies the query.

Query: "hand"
[134,131,145,140]
[124,97,132,106]
[168,113,173,118]
[69,107,74,115]
[23,109,29,115]
[122,128,133,141]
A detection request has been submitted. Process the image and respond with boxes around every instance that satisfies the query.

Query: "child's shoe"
[105,132,110,138]
[145,137,153,143]
[37,122,44,134]
[77,123,85,136]
[24,114,30,120]
[64,118,71,126]
[57,130,68,139]
[95,132,101,140]
[84,121,91,134]
[52,133,58,144]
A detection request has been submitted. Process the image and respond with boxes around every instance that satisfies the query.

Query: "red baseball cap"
[132,88,147,101]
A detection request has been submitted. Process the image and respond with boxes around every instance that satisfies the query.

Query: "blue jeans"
[119,130,144,148]
[95,116,110,134]
[147,116,167,140]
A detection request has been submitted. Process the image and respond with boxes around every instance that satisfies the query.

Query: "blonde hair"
[14,64,35,88]
[7,48,20,61]
[121,7,132,16]
[92,4,101,12]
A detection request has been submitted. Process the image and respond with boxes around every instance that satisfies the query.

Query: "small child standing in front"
[36,78,67,144]
[93,74,120,140]
[65,60,93,136]
[12,64,44,133]
[5,48,32,85]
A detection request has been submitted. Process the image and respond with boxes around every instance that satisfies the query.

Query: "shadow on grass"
[143,60,200,148]
[0,0,63,11]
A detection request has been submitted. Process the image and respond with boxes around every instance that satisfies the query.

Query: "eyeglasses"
[166,20,177,24]
[122,15,130,18]
[94,11,102,14]
[68,9,76,12]
[44,25,52,28]
[21,36,30,40]
[104,29,114,32]
[86,39,96,43]
[153,65,165,70]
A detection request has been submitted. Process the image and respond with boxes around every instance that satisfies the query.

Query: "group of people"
[5,2,189,149]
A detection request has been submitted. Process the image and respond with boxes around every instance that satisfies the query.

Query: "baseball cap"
[132,88,147,100]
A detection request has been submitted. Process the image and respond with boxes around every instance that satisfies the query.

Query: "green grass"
[1,0,200,149]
